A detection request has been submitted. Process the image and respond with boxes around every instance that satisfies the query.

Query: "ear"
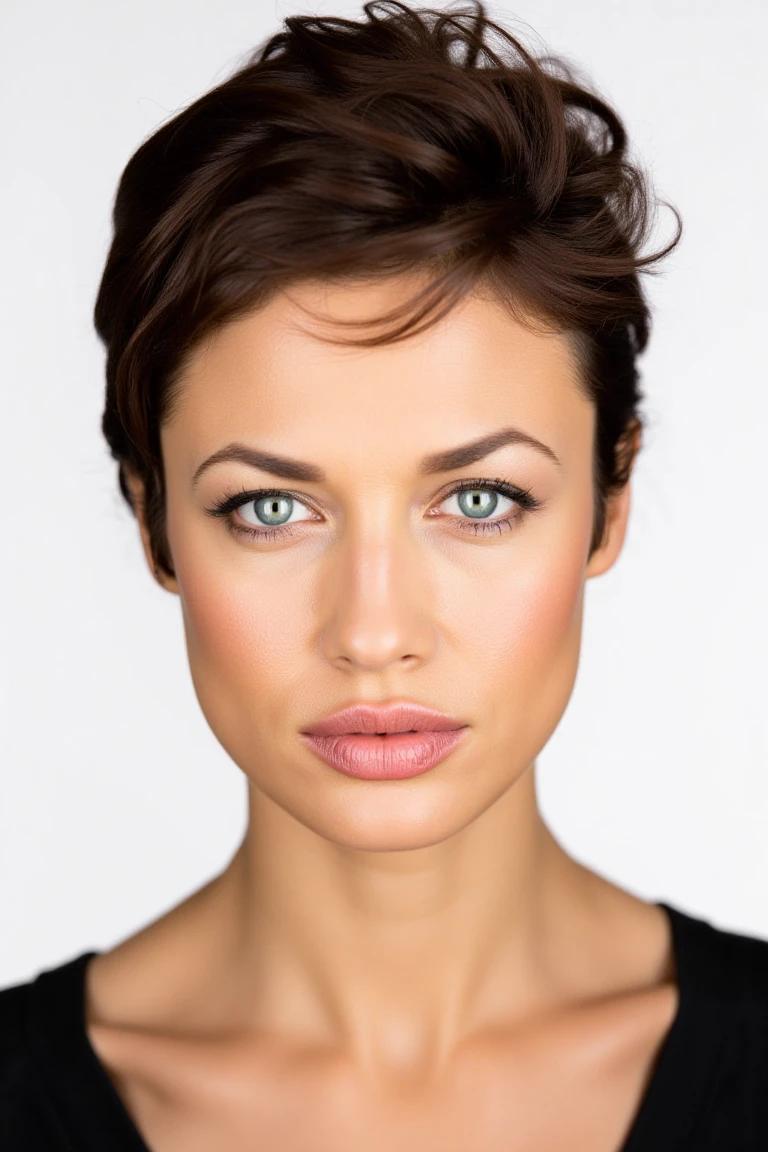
[585,421,641,580]
[123,467,179,595]
[585,480,632,579]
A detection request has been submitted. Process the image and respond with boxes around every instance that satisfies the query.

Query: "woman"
[2,2,766,1148]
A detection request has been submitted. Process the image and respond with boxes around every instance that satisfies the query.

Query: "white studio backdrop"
[1,0,766,985]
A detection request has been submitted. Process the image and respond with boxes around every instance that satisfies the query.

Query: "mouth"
[299,701,469,780]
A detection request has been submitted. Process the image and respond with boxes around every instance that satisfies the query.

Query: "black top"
[2,901,768,1150]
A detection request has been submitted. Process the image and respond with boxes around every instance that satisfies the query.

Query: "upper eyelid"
[207,476,538,527]
[216,477,526,511]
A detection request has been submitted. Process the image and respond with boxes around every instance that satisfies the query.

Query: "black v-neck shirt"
[2,901,768,1150]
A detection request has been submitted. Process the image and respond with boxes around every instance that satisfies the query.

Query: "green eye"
[251,495,294,526]
[456,488,501,519]
[442,486,514,521]
[239,493,315,529]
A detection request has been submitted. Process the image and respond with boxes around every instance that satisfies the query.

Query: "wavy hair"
[95,0,680,579]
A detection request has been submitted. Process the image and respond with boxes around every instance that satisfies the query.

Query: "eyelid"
[205,475,541,541]
[434,475,535,504]
[205,486,321,519]
[207,477,535,514]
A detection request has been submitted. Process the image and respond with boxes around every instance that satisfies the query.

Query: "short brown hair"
[95,0,680,580]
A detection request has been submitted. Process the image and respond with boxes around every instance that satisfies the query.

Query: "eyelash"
[204,477,542,544]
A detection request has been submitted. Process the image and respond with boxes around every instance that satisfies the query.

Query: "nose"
[318,519,437,673]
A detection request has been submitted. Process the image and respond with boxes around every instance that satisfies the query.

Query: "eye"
[204,487,321,542]
[239,492,316,530]
[206,476,542,545]
[441,485,514,520]
[433,477,541,537]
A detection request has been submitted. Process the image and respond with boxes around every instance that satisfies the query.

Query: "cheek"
[167,483,590,766]
[477,553,584,678]
[462,521,588,747]
[171,536,309,736]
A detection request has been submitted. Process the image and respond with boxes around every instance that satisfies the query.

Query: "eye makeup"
[204,476,543,545]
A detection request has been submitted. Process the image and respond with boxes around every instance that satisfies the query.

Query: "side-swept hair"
[95,0,680,579]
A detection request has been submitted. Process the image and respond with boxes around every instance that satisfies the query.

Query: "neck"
[209,763,592,1080]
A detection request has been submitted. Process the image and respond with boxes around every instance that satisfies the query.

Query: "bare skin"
[86,275,678,1151]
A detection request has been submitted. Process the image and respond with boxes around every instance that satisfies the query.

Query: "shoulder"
[1,950,97,1058]
[0,972,35,1089]
[662,904,768,1143]
[0,968,44,1147]
[665,901,768,1006]
[0,951,98,1143]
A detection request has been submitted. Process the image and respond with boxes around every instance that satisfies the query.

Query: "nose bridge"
[319,498,435,672]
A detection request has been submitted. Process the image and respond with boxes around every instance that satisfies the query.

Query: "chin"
[265,766,527,854]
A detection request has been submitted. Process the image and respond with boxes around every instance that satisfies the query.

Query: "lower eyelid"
[452,510,522,534]
[224,482,532,539]
[229,518,302,542]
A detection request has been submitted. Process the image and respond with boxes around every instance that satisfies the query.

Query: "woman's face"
[147,276,630,851]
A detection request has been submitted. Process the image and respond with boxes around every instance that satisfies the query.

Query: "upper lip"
[301,702,467,737]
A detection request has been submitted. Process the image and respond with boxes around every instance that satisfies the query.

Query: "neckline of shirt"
[28,900,726,1152]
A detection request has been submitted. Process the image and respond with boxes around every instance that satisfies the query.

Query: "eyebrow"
[191,426,561,488]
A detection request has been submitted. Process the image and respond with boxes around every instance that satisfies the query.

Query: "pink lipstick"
[299,702,469,781]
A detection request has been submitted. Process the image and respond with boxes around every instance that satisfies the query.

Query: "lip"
[299,701,470,781]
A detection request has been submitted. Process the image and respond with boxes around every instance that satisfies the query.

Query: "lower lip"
[299,728,469,780]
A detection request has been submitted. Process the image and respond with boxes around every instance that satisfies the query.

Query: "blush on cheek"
[518,549,586,657]
[174,548,292,735]
[471,533,588,764]
[515,498,593,664]
[489,569,584,703]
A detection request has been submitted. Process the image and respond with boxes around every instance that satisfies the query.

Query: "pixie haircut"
[95,0,680,581]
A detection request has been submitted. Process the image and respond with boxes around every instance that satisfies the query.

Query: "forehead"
[161,277,593,475]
